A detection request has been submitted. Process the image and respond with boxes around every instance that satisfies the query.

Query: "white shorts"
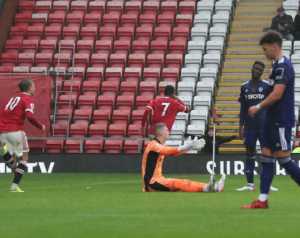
[0,131,29,157]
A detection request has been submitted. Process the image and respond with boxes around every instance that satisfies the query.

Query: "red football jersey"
[147,96,187,131]
[0,92,38,132]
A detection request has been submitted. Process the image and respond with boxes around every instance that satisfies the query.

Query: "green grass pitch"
[0,173,299,238]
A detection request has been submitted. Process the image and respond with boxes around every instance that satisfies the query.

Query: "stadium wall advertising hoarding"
[1,154,300,175]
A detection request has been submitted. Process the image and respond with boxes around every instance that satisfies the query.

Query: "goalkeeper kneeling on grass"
[142,123,226,192]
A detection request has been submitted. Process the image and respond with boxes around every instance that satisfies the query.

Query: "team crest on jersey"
[245,89,248,93]
[258,87,263,93]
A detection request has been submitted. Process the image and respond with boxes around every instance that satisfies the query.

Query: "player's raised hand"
[192,136,206,151]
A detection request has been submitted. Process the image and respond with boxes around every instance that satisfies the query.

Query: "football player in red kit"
[142,85,189,135]
[0,79,45,192]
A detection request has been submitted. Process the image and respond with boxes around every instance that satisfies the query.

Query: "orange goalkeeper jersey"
[141,138,182,190]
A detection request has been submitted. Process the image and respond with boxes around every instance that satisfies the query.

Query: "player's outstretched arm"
[25,111,45,130]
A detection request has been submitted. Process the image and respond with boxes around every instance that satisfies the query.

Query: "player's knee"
[15,160,27,174]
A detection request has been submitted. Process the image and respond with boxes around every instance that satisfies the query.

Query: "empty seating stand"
[0,0,235,154]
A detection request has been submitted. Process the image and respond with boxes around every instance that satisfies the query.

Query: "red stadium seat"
[89,121,108,137]
[103,12,121,24]
[18,52,35,65]
[69,121,89,137]
[62,24,80,39]
[84,11,102,24]
[15,12,32,23]
[147,52,165,67]
[112,108,131,122]
[124,138,141,154]
[5,39,23,50]
[97,94,116,107]
[128,123,144,137]
[105,67,123,78]
[139,11,157,25]
[173,25,191,38]
[95,39,113,53]
[114,38,131,51]
[154,24,172,39]
[101,80,120,93]
[46,139,65,153]
[78,93,97,108]
[48,11,66,24]
[99,24,117,38]
[35,1,52,12]
[143,67,161,81]
[82,80,101,93]
[104,138,123,154]
[56,108,74,121]
[86,67,105,80]
[151,37,169,52]
[0,51,18,64]
[176,14,193,26]
[74,53,90,67]
[117,24,135,38]
[108,122,128,137]
[19,1,34,11]
[73,108,93,121]
[44,24,62,39]
[109,53,127,67]
[162,67,180,82]
[157,11,176,24]
[88,1,106,13]
[124,67,142,80]
[52,1,70,11]
[65,139,82,153]
[165,53,184,68]
[143,1,160,13]
[52,120,69,136]
[116,95,135,108]
[91,53,109,67]
[120,80,138,94]
[66,11,84,24]
[132,109,145,123]
[139,81,157,94]
[85,139,104,153]
[136,24,153,38]
[132,38,150,53]
[77,39,95,52]
[71,0,88,12]
[63,80,82,93]
[80,26,98,40]
[58,94,78,107]
[106,1,124,13]
[93,108,112,121]
[121,12,139,25]
[126,53,145,67]
[169,37,188,53]
[125,1,142,13]
[179,1,196,14]
[35,52,53,66]
[22,39,39,50]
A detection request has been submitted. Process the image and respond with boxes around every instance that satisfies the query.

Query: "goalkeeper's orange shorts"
[147,177,207,192]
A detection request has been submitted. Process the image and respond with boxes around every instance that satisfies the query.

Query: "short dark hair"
[259,31,283,47]
[18,79,33,92]
[253,61,265,68]
[164,85,175,96]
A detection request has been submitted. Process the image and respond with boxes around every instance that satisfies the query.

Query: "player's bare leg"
[0,142,17,170]
[10,152,28,193]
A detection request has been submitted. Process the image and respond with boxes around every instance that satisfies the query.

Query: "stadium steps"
[213,0,282,153]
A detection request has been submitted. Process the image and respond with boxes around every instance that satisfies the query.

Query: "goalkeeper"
[142,123,226,192]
